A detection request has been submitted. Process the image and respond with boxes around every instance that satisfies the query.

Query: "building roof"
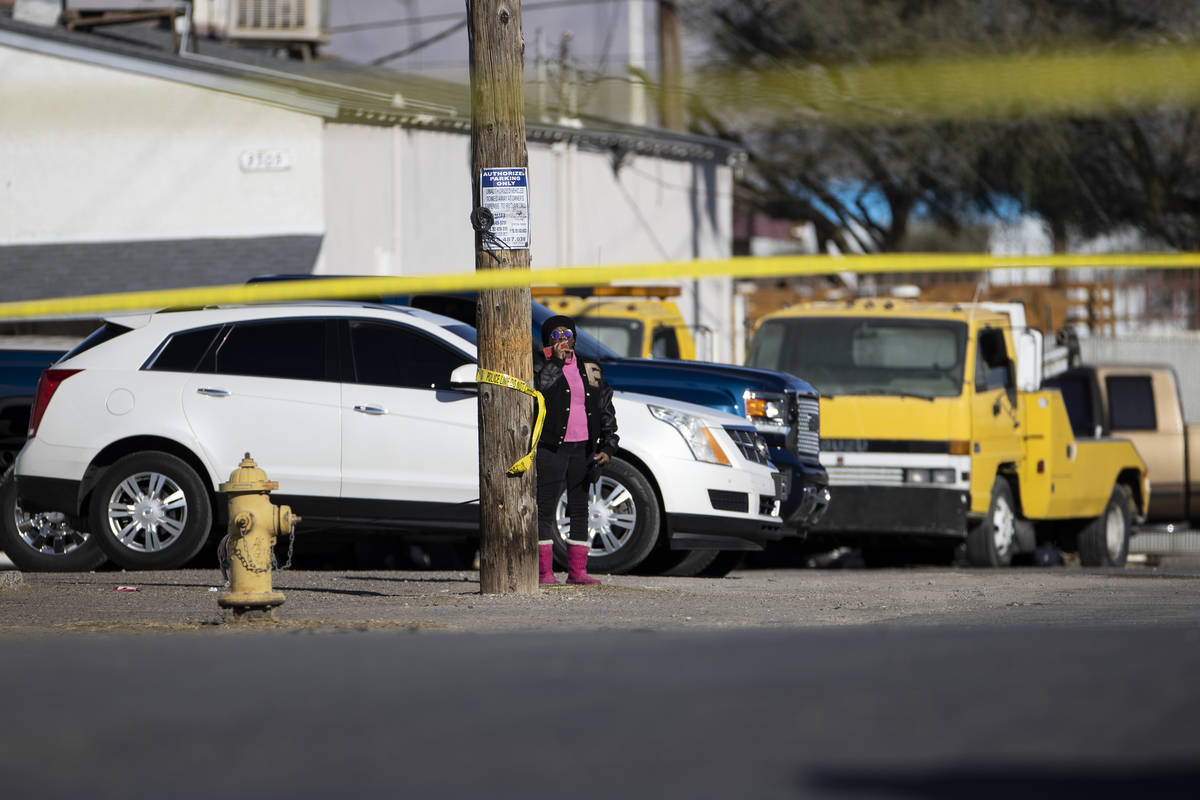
[0,235,323,303]
[0,7,742,164]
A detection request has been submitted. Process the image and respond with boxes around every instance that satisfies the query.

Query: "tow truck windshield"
[747,317,968,398]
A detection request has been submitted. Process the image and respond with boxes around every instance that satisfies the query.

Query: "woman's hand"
[593,452,610,466]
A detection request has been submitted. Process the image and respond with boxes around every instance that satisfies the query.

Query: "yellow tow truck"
[746,299,1149,566]
[532,286,699,360]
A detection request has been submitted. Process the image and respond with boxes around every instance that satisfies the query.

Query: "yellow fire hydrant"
[217,453,299,618]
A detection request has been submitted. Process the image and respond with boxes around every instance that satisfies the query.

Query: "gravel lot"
[3,557,1200,633]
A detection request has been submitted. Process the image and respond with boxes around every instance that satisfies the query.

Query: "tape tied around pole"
[475,368,545,475]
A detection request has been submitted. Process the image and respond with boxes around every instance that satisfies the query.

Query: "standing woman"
[533,315,619,585]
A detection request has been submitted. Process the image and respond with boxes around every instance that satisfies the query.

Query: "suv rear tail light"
[28,369,82,438]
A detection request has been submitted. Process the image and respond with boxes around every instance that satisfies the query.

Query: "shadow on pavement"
[804,764,1200,798]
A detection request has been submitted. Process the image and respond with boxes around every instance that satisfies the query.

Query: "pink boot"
[539,542,560,585]
[567,542,601,585]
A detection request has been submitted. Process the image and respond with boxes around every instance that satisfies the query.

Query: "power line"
[330,0,622,35]
[370,18,467,65]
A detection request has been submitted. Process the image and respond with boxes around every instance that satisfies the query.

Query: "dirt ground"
[3,556,1200,634]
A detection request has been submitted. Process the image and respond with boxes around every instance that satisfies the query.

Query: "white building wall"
[316,126,737,361]
[394,128,474,275]
[0,45,325,244]
[1,40,735,357]
[316,123,394,275]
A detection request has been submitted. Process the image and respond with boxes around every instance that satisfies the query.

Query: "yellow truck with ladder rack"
[746,299,1149,566]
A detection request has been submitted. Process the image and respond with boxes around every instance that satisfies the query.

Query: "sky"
[325,0,704,84]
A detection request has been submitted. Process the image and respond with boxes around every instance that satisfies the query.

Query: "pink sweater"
[563,356,589,442]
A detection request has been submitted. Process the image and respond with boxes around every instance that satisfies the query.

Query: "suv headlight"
[744,390,788,431]
[648,405,731,465]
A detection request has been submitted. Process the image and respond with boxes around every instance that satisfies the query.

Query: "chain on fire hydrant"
[217,453,299,619]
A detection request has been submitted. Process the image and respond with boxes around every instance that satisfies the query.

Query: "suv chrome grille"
[788,394,821,458]
[725,427,771,466]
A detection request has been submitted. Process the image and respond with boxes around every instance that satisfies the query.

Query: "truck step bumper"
[1130,528,1200,555]
[809,485,970,538]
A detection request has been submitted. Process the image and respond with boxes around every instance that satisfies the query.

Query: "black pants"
[536,441,590,546]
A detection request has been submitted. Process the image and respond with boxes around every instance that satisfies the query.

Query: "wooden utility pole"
[467,0,538,594]
[657,0,684,131]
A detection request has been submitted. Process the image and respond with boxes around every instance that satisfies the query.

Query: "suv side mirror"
[450,363,478,390]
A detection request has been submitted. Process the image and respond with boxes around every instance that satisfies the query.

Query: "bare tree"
[686,0,1200,252]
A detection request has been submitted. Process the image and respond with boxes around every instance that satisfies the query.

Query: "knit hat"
[541,315,576,346]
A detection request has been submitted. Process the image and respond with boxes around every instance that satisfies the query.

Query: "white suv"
[6,303,783,573]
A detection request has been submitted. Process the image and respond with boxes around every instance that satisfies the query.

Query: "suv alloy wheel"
[88,452,213,570]
[553,456,660,574]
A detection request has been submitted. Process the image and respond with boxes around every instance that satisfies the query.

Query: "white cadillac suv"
[4,303,783,573]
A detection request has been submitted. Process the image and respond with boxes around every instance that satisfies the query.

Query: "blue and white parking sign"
[480,167,530,250]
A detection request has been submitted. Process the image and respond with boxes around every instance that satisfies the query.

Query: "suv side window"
[1106,375,1157,430]
[349,321,471,389]
[146,326,221,373]
[203,319,329,381]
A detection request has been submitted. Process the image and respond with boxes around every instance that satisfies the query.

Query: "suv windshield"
[748,316,967,398]
[529,302,619,360]
[577,318,642,358]
[424,301,620,360]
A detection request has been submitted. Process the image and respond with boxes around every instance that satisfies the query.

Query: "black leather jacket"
[533,347,619,457]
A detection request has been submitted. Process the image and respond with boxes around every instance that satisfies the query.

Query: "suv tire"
[0,466,107,572]
[89,452,213,570]
[553,456,659,574]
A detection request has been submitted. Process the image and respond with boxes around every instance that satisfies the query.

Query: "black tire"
[88,452,213,570]
[1078,484,1133,568]
[552,456,660,574]
[966,478,1018,567]
[0,466,107,572]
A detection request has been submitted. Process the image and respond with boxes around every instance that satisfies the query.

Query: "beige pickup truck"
[1045,364,1200,526]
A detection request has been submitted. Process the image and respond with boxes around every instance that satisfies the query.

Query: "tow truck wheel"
[1078,484,1132,568]
[553,456,660,574]
[967,478,1017,567]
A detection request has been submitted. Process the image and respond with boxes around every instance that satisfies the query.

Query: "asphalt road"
[2,562,1199,798]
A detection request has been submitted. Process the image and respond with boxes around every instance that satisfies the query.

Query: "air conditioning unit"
[227,0,328,45]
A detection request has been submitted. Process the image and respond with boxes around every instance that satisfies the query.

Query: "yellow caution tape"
[705,45,1200,124]
[2,251,1200,322]
[475,368,545,476]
